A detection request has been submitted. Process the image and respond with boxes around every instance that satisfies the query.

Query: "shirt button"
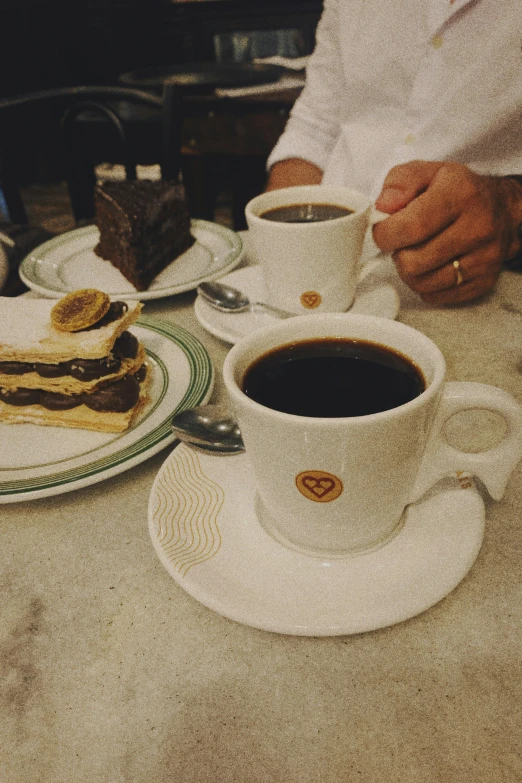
[431,35,444,49]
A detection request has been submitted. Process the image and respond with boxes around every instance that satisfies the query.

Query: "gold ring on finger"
[452,259,464,287]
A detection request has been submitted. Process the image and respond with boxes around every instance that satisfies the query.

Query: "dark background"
[0,0,323,233]
[0,0,322,97]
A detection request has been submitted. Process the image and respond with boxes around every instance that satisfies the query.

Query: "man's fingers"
[375,160,445,214]
[417,277,497,306]
[374,174,462,253]
[394,248,501,303]
[395,259,464,294]
[390,213,500,277]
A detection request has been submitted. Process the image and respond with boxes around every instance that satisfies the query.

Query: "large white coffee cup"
[245,185,373,314]
[223,313,522,557]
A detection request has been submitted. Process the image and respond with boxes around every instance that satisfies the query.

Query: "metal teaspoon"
[171,403,245,455]
[198,280,294,318]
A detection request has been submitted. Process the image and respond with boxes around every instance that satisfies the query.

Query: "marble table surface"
[2,237,522,783]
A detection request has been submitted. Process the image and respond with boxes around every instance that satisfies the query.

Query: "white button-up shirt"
[267,0,522,199]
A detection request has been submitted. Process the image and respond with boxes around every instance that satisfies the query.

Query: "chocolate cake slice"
[94,180,195,291]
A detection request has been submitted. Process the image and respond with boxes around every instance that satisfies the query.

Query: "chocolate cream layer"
[0,331,138,382]
[0,364,147,413]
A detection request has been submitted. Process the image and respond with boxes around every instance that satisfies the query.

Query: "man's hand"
[373,161,522,305]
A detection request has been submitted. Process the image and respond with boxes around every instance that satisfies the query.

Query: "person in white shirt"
[266,0,522,305]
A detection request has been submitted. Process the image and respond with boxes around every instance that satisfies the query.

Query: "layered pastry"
[0,289,150,432]
[93,180,195,291]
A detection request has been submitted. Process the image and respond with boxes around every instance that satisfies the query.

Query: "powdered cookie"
[51,289,111,332]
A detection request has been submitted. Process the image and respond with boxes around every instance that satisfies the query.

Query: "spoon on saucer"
[198,280,294,319]
[171,404,245,455]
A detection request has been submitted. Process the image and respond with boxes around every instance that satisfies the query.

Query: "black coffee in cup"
[260,203,354,223]
[242,338,425,417]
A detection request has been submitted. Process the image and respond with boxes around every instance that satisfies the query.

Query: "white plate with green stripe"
[19,220,243,300]
[0,317,214,503]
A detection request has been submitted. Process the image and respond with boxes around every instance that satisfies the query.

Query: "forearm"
[265,159,323,191]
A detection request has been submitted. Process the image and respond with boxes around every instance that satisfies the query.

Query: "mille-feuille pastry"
[0,289,150,433]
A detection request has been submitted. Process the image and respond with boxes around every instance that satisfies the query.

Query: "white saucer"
[148,444,485,636]
[194,261,400,344]
[19,220,243,301]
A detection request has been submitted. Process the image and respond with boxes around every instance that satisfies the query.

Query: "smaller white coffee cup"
[223,313,522,557]
[245,185,373,314]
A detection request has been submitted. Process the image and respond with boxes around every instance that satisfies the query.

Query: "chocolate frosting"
[0,369,144,413]
[83,375,140,413]
[0,331,138,382]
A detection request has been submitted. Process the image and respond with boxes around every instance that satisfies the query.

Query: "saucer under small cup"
[194,261,400,344]
[148,444,485,636]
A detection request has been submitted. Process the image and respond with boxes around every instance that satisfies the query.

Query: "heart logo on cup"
[295,470,343,503]
[300,291,322,309]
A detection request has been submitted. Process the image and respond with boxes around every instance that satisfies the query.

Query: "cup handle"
[356,208,391,280]
[357,257,383,281]
[410,382,522,502]
[370,207,389,226]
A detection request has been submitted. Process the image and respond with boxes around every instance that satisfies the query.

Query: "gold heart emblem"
[296,470,343,503]
[300,291,322,309]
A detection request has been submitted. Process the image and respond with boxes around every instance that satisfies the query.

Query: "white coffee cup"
[245,185,374,314]
[223,313,522,557]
